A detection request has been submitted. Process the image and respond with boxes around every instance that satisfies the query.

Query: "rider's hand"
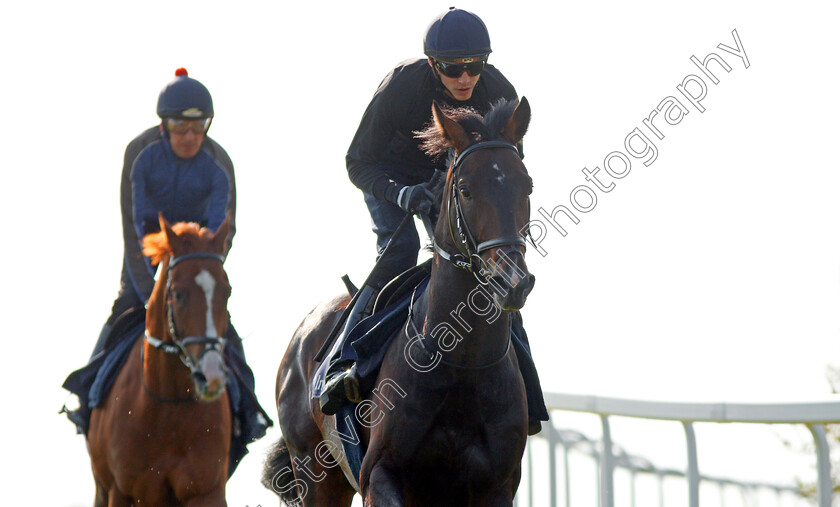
[397,182,435,215]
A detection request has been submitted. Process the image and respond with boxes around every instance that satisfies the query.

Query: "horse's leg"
[93,479,107,507]
[283,443,355,507]
[363,464,404,507]
[183,488,226,507]
[471,474,520,507]
[270,297,357,507]
[481,497,514,507]
[107,487,132,507]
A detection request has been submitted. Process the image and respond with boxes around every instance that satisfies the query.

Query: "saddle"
[61,306,146,434]
[372,259,432,315]
[340,260,432,379]
[101,306,147,353]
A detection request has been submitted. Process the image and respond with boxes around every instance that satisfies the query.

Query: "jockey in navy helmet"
[68,68,271,472]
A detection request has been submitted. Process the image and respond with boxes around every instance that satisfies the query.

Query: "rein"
[144,251,228,390]
[433,140,530,284]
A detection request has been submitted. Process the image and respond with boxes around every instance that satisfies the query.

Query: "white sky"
[3,1,839,505]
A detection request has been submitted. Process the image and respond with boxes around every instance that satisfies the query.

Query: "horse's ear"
[503,97,531,145]
[211,212,232,255]
[159,213,180,254]
[432,101,472,153]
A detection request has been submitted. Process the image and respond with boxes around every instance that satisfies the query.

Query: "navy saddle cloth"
[61,307,251,477]
[62,306,146,429]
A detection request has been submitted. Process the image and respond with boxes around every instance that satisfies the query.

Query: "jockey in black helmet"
[70,68,271,473]
[321,7,549,435]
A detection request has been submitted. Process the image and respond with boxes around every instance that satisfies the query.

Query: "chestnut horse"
[88,215,233,506]
[264,98,535,506]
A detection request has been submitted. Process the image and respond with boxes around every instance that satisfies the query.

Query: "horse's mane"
[414,98,521,160]
[142,222,209,266]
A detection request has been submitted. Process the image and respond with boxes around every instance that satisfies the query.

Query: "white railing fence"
[515,393,840,507]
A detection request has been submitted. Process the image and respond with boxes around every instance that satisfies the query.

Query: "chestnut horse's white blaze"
[195,269,219,337]
[195,268,226,397]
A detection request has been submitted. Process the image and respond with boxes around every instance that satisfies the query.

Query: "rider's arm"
[121,127,160,304]
[346,100,403,203]
[201,138,236,253]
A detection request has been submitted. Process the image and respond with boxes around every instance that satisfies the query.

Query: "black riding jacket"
[346,58,518,203]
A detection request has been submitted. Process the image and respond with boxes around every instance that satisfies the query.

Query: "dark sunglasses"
[434,59,486,78]
[165,117,212,135]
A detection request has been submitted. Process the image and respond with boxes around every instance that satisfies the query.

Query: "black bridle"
[410,140,530,370]
[433,140,530,284]
[145,252,228,380]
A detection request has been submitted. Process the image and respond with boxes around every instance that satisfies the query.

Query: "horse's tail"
[261,437,303,505]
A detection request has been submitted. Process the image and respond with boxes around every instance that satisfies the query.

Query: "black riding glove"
[397,182,435,215]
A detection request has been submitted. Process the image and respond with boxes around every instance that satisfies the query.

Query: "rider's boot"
[319,286,378,415]
[511,311,550,436]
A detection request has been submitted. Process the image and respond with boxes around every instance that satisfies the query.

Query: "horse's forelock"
[142,230,172,266]
[142,222,206,266]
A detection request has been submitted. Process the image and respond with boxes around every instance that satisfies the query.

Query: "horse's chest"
[106,403,229,500]
[400,438,520,501]
[405,423,523,481]
[113,441,226,503]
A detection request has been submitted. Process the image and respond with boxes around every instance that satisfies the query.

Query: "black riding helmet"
[423,7,492,60]
[156,68,214,120]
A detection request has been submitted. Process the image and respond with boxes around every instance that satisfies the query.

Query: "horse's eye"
[172,290,187,306]
[459,185,472,199]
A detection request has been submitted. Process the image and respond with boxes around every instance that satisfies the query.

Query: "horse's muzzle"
[192,349,228,400]
[486,254,535,311]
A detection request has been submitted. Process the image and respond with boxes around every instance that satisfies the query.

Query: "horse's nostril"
[489,272,534,295]
[489,275,506,289]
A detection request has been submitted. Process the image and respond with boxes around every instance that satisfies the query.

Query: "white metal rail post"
[522,393,840,507]
[517,426,802,507]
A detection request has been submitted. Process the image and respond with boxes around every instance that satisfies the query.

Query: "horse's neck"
[142,339,195,400]
[423,259,510,367]
[142,262,195,401]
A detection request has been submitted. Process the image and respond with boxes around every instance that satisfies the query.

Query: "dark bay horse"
[88,215,233,506]
[264,98,536,506]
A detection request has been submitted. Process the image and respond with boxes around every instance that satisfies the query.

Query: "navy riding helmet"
[423,7,492,60]
[156,68,214,119]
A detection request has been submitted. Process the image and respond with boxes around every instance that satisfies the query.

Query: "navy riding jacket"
[121,126,236,303]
